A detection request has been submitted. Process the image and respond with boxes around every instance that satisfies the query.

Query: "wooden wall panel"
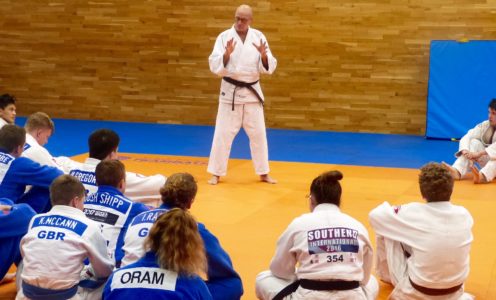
[0,0,495,134]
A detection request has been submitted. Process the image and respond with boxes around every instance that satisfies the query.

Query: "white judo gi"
[0,118,8,129]
[256,204,378,300]
[22,133,82,173]
[17,205,113,300]
[451,120,496,181]
[369,201,474,299]
[69,158,165,207]
[207,25,277,176]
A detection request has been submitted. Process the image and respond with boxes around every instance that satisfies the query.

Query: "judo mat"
[1,152,495,299]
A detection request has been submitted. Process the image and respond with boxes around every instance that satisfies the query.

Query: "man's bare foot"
[471,166,489,184]
[207,175,220,185]
[260,174,277,184]
[441,162,461,180]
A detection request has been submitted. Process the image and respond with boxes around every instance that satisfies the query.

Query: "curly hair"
[145,208,206,276]
[419,162,454,202]
[310,170,343,206]
[160,173,197,209]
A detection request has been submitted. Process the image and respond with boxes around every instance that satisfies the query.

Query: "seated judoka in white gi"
[22,112,82,173]
[369,162,474,299]
[69,128,166,207]
[16,174,113,300]
[256,170,378,300]
[0,93,16,129]
[442,98,496,184]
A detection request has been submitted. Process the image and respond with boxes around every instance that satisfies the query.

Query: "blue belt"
[22,281,78,300]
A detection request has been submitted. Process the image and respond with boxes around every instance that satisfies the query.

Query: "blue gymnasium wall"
[426,40,496,139]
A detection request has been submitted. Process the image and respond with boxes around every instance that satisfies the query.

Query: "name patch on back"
[111,267,177,291]
[131,209,167,226]
[69,170,96,186]
[32,215,88,236]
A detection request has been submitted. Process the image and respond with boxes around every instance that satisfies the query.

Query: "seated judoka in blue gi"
[0,125,63,213]
[83,159,149,268]
[103,208,212,299]
[121,173,244,300]
[0,198,35,284]
[17,174,114,300]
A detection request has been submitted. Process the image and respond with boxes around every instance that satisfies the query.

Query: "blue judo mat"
[17,117,458,169]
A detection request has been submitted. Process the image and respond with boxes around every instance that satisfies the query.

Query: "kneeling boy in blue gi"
[0,124,63,213]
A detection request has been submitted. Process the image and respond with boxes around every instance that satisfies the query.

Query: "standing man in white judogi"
[207,4,277,185]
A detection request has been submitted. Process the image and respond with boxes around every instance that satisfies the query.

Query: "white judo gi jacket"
[69,158,165,207]
[22,133,82,174]
[18,205,113,297]
[369,201,473,299]
[453,120,496,180]
[209,25,277,105]
[265,203,375,299]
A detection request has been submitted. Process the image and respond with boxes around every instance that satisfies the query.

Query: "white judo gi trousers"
[452,139,496,180]
[208,102,269,176]
[375,236,474,300]
[255,271,378,300]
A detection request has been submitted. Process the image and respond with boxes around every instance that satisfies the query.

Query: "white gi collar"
[313,203,340,213]
[230,25,251,42]
[0,118,8,129]
[50,205,86,217]
[26,133,39,147]
[84,157,101,166]
[426,201,453,210]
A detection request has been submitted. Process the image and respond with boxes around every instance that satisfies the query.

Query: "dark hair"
[88,129,120,160]
[0,125,26,153]
[25,112,55,133]
[160,173,197,209]
[419,162,453,202]
[95,160,125,187]
[50,175,86,206]
[310,170,343,206]
[0,94,16,110]
[489,99,496,111]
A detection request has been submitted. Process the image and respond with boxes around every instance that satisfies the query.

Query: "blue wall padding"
[426,40,496,139]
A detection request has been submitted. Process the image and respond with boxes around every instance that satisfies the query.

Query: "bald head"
[234,4,253,34]
[236,4,253,17]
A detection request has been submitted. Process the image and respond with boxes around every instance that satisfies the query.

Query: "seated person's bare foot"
[0,273,15,285]
[441,162,461,180]
[207,175,220,185]
[471,166,489,184]
[260,174,277,184]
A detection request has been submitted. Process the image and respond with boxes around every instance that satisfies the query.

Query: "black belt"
[222,76,263,110]
[272,279,359,300]
[409,278,463,296]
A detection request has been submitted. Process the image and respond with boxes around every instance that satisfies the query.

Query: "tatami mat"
[2,153,492,299]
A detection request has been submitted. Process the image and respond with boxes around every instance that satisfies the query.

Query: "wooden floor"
[1,153,495,299]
